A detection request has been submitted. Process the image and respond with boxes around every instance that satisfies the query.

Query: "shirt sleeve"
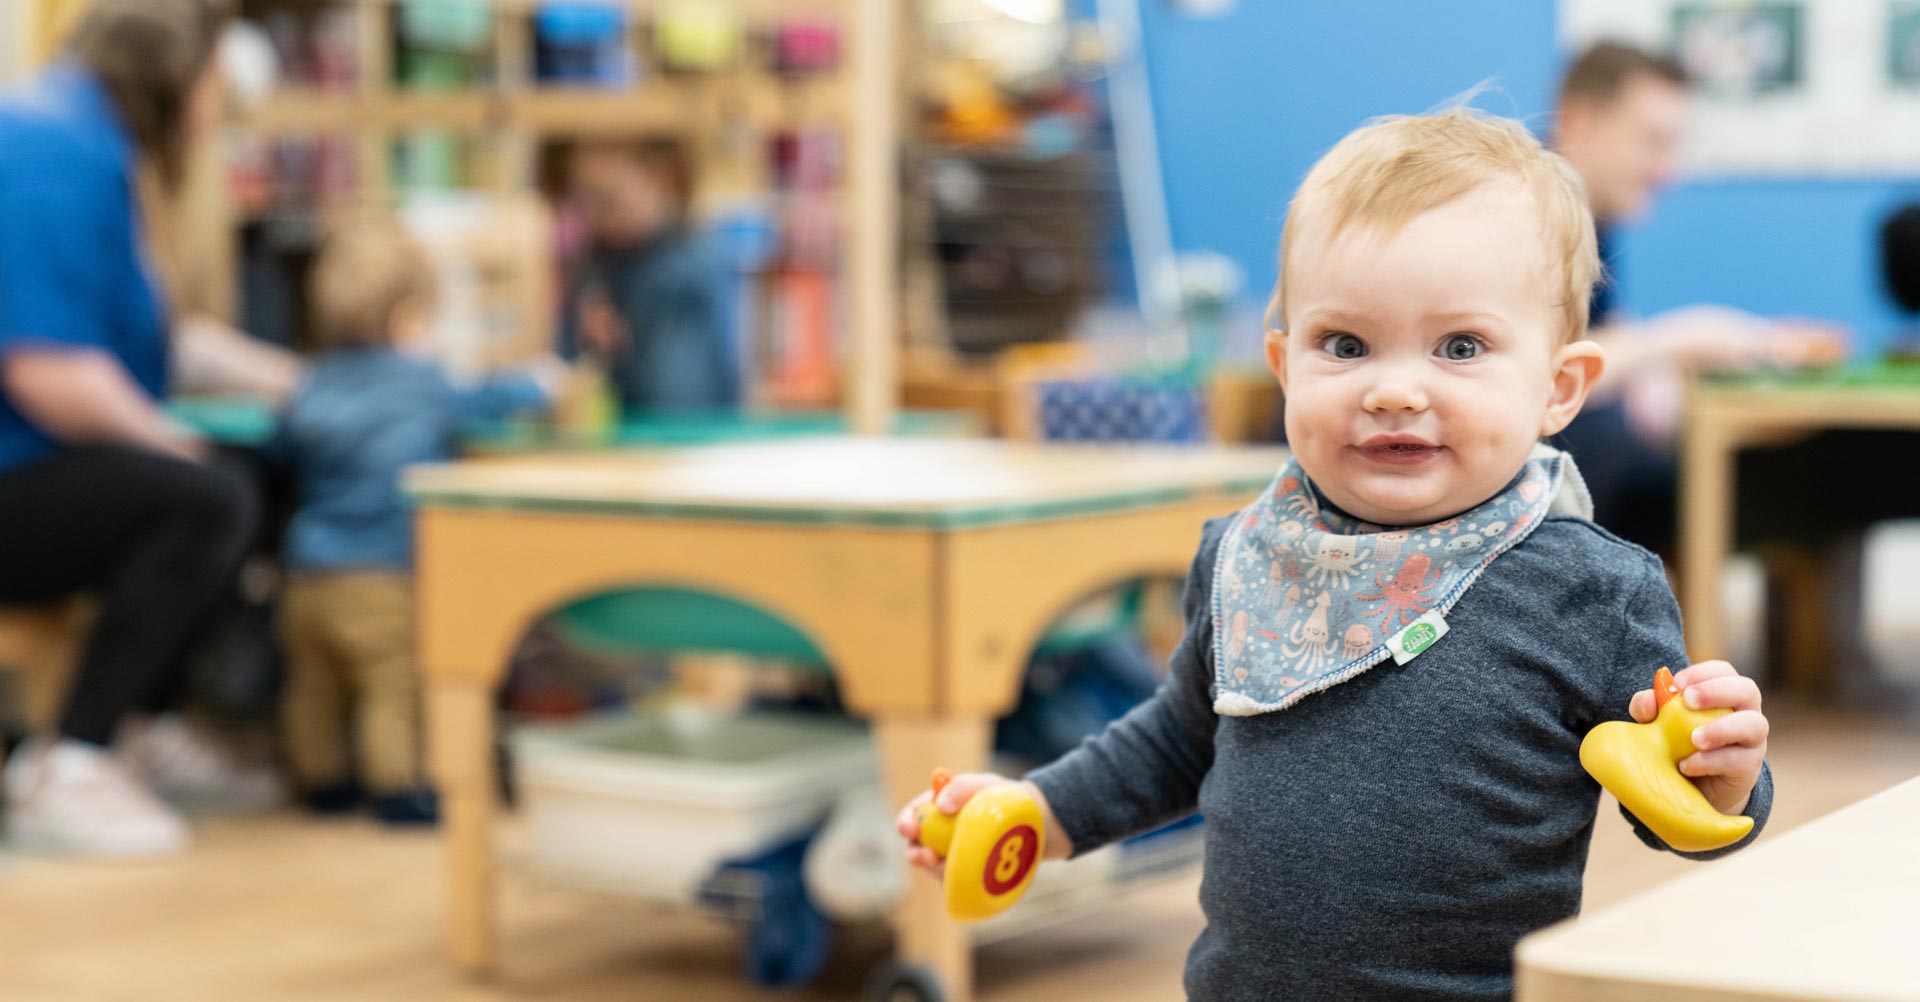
[632,279,738,411]
[1606,554,1773,860]
[0,182,112,355]
[450,372,552,427]
[1025,517,1228,857]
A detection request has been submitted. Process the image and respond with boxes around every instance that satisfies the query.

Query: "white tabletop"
[1517,776,1920,1001]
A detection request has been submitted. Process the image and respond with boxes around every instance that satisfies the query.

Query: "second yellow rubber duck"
[1580,667,1753,853]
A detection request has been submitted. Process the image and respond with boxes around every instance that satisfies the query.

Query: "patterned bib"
[1210,445,1589,716]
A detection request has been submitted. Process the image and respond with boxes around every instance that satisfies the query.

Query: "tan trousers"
[279,572,421,794]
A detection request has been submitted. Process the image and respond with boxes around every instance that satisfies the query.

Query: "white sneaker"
[117,716,285,813]
[4,739,189,857]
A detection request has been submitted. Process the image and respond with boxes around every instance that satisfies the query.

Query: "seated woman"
[0,0,284,857]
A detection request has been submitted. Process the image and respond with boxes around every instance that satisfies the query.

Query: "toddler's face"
[1271,183,1603,526]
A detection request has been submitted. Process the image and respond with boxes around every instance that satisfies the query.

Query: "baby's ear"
[1540,338,1605,436]
[1265,329,1288,392]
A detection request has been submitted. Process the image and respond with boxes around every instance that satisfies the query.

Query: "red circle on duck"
[981,823,1039,896]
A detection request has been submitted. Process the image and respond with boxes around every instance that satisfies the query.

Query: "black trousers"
[0,446,259,745]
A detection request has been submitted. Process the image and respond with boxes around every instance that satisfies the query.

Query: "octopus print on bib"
[1211,445,1588,716]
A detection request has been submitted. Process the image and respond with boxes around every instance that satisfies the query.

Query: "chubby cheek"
[1431,381,1542,480]
[1278,373,1356,464]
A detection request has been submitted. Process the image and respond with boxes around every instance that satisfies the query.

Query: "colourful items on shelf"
[773,21,840,76]
[654,1,744,72]
[396,0,493,90]
[392,132,464,192]
[535,1,634,86]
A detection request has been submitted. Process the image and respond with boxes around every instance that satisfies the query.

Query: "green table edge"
[403,471,1281,530]
[166,399,984,452]
[1701,362,1920,392]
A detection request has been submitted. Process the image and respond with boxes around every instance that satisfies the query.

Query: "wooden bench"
[0,599,90,737]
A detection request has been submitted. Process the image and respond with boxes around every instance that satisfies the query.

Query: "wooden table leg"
[428,683,498,976]
[873,714,993,1002]
[1763,546,1836,697]
[1681,411,1734,660]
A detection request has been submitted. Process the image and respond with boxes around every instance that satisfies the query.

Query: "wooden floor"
[2,697,1917,1002]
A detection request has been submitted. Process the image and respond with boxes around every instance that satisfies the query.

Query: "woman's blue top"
[0,62,169,473]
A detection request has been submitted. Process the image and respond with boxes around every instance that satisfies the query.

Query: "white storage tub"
[511,707,877,903]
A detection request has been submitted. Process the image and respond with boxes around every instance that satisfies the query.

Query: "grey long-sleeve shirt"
[1028,514,1773,1002]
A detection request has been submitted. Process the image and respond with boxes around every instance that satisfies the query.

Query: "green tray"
[1707,360,1920,390]
[551,587,829,665]
[550,580,1146,666]
[168,397,277,447]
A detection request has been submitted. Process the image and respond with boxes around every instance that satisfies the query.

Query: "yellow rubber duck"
[916,769,1045,922]
[1580,667,1753,853]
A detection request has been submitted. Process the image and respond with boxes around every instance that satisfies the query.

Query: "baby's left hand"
[1628,660,1768,815]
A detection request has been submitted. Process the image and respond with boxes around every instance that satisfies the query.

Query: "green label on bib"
[1388,610,1449,665]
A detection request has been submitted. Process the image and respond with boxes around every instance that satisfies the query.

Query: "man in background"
[1551,41,1842,553]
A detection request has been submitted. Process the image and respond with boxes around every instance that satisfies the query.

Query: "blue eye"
[1439,333,1482,360]
[1323,333,1366,359]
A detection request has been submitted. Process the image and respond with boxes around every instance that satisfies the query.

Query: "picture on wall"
[1563,0,1920,173]
[1672,2,1802,96]
[1890,2,1920,87]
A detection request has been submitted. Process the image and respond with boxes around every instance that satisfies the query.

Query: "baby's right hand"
[894,772,1068,876]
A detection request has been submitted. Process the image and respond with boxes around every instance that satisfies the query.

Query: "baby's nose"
[1361,376,1430,413]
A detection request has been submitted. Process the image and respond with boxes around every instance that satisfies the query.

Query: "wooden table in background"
[901,349,1285,445]
[404,437,1284,1001]
[1680,380,1920,663]
[1516,776,1920,1000]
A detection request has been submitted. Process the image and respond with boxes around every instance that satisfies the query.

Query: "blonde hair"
[310,219,438,349]
[1270,107,1600,343]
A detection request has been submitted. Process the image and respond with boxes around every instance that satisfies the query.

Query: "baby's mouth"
[1354,439,1443,466]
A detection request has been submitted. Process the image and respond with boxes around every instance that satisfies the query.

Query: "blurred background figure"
[0,0,288,860]
[271,218,557,828]
[555,137,740,417]
[1550,41,1847,553]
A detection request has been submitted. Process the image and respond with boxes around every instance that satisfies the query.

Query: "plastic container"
[511,708,876,902]
[535,1,632,85]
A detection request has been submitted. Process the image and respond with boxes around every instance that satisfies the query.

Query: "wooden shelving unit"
[218,0,900,421]
[21,0,905,428]
[242,76,847,134]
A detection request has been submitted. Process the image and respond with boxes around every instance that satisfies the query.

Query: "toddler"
[555,136,739,414]
[898,109,1774,1001]
[273,220,558,824]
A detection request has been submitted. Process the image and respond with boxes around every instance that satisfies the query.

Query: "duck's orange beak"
[1652,666,1680,713]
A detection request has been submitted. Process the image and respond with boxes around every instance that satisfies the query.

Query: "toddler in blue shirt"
[273,220,558,825]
